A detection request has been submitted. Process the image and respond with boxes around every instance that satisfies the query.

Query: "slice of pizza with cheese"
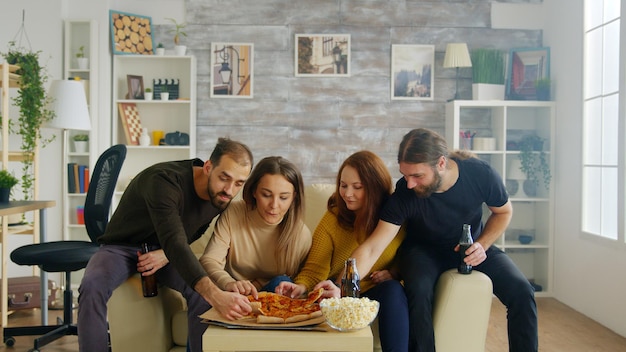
[244,288,324,324]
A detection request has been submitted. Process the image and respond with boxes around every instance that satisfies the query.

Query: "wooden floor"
[1,298,625,351]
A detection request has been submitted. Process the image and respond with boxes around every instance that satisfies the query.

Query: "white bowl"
[319,297,379,332]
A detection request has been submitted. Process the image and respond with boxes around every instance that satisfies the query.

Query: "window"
[582,0,623,240]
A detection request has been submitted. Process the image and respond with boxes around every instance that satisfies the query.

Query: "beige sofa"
[107,184,493,352]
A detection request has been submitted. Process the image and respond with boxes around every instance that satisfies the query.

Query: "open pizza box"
[200,308,328,331]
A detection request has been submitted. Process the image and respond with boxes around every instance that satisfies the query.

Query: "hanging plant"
[518,134,551,190]
[1,41,55,200]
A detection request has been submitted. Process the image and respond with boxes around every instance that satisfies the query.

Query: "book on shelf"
[67,163,90,194]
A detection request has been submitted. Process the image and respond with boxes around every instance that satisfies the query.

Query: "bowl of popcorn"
[319,297,379,332]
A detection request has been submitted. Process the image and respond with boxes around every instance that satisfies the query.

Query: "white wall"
[543,0,626,338]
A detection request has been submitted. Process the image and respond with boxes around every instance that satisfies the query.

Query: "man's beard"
[413,169,442,198]
[207,176,233,210]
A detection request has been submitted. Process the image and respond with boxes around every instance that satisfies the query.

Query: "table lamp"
[443,43,472,101]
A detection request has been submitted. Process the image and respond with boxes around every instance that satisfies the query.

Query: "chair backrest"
[84,144,127,243]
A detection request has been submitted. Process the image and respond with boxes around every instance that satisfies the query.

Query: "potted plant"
[1,42,55,201]
[73,134,89,153]
[470,48,505,100]
[166,18,187,56]
[144,87,153,101]
[517,134,551,195]
[76,45,89,70]
[160,85,170,101]
[0,169,19,203]
[535,78,551,101]
[155,43,165,56]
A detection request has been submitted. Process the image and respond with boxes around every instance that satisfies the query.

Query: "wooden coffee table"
[202,323,373,352]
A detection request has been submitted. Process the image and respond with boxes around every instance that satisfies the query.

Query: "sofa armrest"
[108,274,186,352]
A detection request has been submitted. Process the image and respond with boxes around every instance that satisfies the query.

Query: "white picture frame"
[210,42,254,98]
[295,34,350,77]
[391,44,434,100]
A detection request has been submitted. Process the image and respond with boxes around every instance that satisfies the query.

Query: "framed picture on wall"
[391,44,434,101]
[109,10,154,55]
[210,42,254,98]
[506,47,550,100]
[295,34,350,77]
[126,75,144,100]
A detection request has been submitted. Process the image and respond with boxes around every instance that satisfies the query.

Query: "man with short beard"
[77,138,254,352]
[349,128,538,352]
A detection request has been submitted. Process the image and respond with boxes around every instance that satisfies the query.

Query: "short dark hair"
[397,128,448,167]
[209,137,253,169]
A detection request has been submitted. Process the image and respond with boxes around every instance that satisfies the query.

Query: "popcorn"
[319,297,379,331]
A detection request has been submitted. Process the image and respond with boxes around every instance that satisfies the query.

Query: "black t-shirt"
[380,157,508,249]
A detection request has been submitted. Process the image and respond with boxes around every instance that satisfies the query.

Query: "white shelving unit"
[111,55,196,207]
[445,100,555,296]
[62,19,98,287]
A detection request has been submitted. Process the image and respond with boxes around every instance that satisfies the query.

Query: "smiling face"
[399,161,442,198]
[253,174,295,224]
[339,165,365,212]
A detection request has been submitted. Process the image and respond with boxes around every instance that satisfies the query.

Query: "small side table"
[203,324,372,352]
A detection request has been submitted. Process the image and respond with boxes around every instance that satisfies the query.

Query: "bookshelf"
[445,100,555,296]
[111,55,196,209]
[62,19,98,287]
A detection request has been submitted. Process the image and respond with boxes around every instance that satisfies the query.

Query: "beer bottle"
[341,258,361,297]
[458,224,473,274]
[140,243,158,297]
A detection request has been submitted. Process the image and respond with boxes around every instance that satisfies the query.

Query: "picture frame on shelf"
[391,44,434,101]
[295,34,350,77]
[117,102,142,145]
[109,10,154,55]
[126,75,144,100]
[210,43,254,98]
[506,47,550,100]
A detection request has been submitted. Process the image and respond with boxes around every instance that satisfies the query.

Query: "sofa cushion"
[304,183,335,231]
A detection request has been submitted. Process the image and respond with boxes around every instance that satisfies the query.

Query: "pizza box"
[200,308,327,330]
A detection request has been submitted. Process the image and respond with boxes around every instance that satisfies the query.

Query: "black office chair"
[4,144,126,351]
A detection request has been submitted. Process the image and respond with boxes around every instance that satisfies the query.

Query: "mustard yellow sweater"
[294,210,405,293]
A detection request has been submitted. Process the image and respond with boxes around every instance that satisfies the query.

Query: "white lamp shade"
[45,80,91,131]
[508,158,527,180]
[443,43,472,68]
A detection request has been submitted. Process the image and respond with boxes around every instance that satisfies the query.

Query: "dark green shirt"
[99,158,220,288]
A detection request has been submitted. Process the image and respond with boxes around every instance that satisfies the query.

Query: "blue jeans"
[363,280,409,352]
[397,244,538,352]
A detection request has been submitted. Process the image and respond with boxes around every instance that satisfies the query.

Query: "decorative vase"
[160,92,170,101]
[0,188,10,203]
[523,180,538,197]
[140,128,151,146]
[77,58,89,70]
[472,83,505,100]
[73,141,88,153]
[174,45,187,56]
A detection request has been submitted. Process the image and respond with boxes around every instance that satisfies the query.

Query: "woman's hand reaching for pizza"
[312,280,340,299]
[275,282,306,298]
[136,249,169,276]
[225,280,258,298]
